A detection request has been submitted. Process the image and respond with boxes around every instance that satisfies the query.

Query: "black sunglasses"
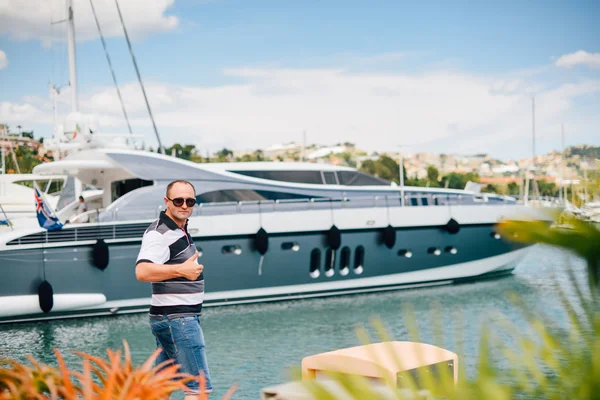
[167,197,196,207]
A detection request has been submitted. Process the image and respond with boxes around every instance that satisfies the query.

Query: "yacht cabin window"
[230,169,391,186]
[14,180,64,195]
[111,179,154,202]
[229,170,323,184]
[322,171,338,185]
[196,189,318,204]
[336,171,391,186]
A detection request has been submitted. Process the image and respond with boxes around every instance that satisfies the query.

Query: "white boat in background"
[0,174,66,220]
[580,201,600,223]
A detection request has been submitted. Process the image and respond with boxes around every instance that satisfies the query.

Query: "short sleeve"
[136,230,170,265]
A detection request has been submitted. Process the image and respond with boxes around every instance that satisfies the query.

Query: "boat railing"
[4,193,567,246]
[187,192,528,217]
[124,192,568,220]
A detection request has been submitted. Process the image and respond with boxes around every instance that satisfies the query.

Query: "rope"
[41,243,47,281]
[385,195,390,225]
[114,0,164,153]
[89,0,133,134]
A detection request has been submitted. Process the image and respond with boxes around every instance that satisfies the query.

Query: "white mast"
[66,0,79,112]
[399,151,405,207]
[1,139,5,175]
[560,124,565,202]
[66,0,82,199]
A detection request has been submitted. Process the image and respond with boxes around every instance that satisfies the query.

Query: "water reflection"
[0,245,586,400]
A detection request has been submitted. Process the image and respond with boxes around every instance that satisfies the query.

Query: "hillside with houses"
[1,123,598,201]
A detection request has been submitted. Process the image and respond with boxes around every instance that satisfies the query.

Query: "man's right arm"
[135,231,202,282]
[136,252,201,282]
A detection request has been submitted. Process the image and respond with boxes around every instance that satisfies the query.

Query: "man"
[135,180,212,398]
[74,195,89,223]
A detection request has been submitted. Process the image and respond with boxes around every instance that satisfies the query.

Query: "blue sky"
[1,0,599,159]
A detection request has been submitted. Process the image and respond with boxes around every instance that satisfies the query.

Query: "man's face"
[164,182,195,222]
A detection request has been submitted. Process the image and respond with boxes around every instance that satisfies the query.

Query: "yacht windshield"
[229,169,391,186]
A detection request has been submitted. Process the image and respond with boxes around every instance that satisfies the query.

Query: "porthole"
[281,241,300,251]
[222,245,242,255]
[310,248,321,278]
[354,246,365,274]
[339,247,350,276]
[325,248,335,277]
[398,249,413,258]
[445,246,457,254]
[428,247,441,256]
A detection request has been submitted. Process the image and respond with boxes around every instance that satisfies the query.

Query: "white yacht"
[0,136,550,323]
[0,0,549,324]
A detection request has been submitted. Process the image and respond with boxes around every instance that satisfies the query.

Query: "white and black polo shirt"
[136,211,204,317]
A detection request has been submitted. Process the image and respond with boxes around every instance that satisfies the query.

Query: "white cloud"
[0,50,7,70]
[556,50,600,69]
[0,0,178,44]
[489,79,523,95]
[0,101,52,125]
[3,66,599,159]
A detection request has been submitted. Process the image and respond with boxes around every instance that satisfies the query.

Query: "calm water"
[0,245,588,399]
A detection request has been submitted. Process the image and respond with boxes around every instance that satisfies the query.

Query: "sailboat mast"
[66,0,79,112]
[560,124,565,201]
[531,97,536,200]
[1,140,4,175]
[532,97,535,166]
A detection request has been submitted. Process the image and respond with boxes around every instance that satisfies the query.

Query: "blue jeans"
[149,315,213,394]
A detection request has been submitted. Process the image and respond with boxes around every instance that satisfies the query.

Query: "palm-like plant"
[0,340,236,400]
[497,213,600,291]
[297,207,600,399]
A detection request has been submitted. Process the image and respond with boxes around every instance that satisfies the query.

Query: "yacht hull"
[0,222,527,324]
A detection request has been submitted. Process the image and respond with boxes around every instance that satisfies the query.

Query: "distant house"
[306,145,346,160]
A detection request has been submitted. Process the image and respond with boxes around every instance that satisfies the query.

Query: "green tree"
[2,145,48,173]
[507,182,519,195]
[440,172,480,190]
[377,155,400,182]
[238,150,268,162]
[166,143,196,160]
[426,165,439,182]
[481,184,498,193]
[335,152,356,167]
[215,148,233,161]
[360,159,377,176]
[253,149,264,161]
[426,166,440,187]
[536,179,557,197]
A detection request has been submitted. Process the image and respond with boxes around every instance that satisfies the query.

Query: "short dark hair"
[166,180,196,197]
[79,196,84,201]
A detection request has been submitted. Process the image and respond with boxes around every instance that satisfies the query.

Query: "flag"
[34,186,63,231]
